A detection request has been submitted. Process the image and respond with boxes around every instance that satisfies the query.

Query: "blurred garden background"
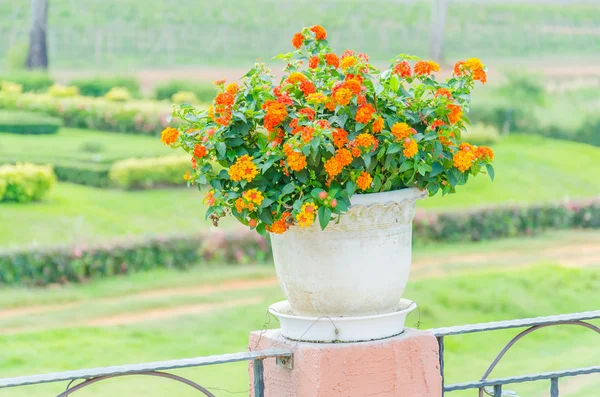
[0,0,599,396]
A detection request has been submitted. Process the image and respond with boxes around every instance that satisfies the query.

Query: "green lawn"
[1,134,599,248]
[0,259,598,397]
[0,127,171,165]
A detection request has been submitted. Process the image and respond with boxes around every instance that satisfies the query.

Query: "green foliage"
[0,163,56,203]
[171,91,199,104]
[462,123,499,145]
[0,231,271,285]
[154,80,216,103]
[415,198,600,243]
[3,42,28,70]
[47,84,79,98]
[0,81,23,94]
[0,110,61,135]
[69,75,140,97]
[53,163,111,187]
[104,86,132,102]
[0,71,54,92]
[109,155,191,189]
[0,92,175,136]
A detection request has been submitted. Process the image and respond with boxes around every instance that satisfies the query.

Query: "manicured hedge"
[413,198,600,242]
[0,92,173,136]
[154,80,216,103]
[0,71,54,92]
[0,163,56,203]
[109,155,190,189]
[1,197,598,285]
[69,76,140,97]
[0,230,271,285]
[0,110,62,134]
[53,163,111,188]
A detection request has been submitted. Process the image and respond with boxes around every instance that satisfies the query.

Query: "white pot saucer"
[268,299,416,343]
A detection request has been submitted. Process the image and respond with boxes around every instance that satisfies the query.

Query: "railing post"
[550,377,559,397]
[253,359,265,397]
[493,384,502,397]
[437,336,445,396]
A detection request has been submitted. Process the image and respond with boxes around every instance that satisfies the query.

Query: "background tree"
[26,0,49,69]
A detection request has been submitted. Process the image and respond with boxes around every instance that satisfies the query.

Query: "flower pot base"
[268,299,416,343]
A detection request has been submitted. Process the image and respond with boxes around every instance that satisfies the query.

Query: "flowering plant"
[161,25,494,235]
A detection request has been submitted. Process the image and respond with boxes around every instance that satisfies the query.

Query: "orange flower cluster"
[292,32,304,49]
[447,104,463,124]
[325,53,340,68]
[226,83,239,94]
[301,126,315,143]
[310,25,327,40]
[434,88,452,99]
[454,58,487,84]
[476,146,494,161]
[236,188,265,212]
[183,170,192,181]
[284,145,307,172]
[267,212,291,234]
[324,148,353,179]
[453,150,475,172]
[160,127,179,145]
[309,56,319,69]
[343,78,362,95]
[296,202,318,228]
[214,91,235,126]
[414,61,440,76]
[393,61,412,78]
[372,116,385,133]
[356,171,373,191]
[300,80,316,96]
[332,128,349,148]
[229,155,259,182]
[354,133,378,150]
[203,190,216,206]
[403,138,418,158]
[194,144,207,158]
[334,87,353,106]
[391,122,413,140]
[306,92,328,104]
[263,100,288,132]
[355,104,375,124]
[452,143,493,172]
[287,72,307,85]
[298,107,316,120]
[340,55,357,71]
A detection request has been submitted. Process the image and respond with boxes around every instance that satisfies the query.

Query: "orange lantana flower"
[356,171,373,191]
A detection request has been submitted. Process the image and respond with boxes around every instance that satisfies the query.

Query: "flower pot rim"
[350,187,428,208]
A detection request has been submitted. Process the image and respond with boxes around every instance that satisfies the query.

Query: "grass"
[0,257,598,397]
[0,127,171,165]
[1,134,599,248]
[421,134,600,210]
[1,1,599,69]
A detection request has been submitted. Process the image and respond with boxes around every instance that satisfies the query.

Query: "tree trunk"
[26,0,49,70]
[429,0,448,63]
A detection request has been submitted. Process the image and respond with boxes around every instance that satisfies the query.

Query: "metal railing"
[1,311,598,396]
[0,349,293,397]
[430,310,600,396]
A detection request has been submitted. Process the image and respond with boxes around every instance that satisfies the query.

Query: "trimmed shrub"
[48,84,79,98]
[109,155,190,189]
[0,230,271,285]
[0,92,174,136]
[155,80,216,103]
[53,163,111,187]
[69,76,140,97]
[104,87,132,102]
[0,71,54,92]
[0,163,56,203]
[462,123,499,145]
[413,198,600,243]
[0,110,62,134]
[172,91,199,104]
[1,81,23,95]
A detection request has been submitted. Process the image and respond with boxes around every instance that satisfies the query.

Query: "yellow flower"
[306,92,328,104]
[334,87,353,106]
[340,56,357,71]
[229,155,259,182]
[296,202,318,228]
[243,189,264,206]
[453,150,475,172]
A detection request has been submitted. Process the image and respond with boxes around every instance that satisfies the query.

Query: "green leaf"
[311,188,326,200]
[399,161,413,173]
[318,206,332,230]
[296,169,308,183]
[486,163,495,181]
[258,208,274,224]
[346,181,357,196]
[430,162,443,177]
[261,198,275,208]
[282,182,296,195]
[209,179,222,190]
[232,111,247,123]
[364,154,371,168]
[387,143,403,154]
[216,142,226,158]
[390,75,400,93]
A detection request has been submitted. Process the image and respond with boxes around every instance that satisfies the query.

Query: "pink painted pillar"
[249,328,442,397]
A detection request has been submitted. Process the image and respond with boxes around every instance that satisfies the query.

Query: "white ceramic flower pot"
[270,187,427,317]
